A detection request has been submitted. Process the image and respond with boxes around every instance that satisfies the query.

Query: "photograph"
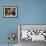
[3,6,17,17]
[18,24,46,41]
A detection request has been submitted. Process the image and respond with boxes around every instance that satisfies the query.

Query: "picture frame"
[3,6,17,18]
[18,24,46,42]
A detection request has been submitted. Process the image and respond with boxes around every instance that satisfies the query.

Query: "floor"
[0,40,46,46]
[0,44,18,46]
[19,39,46,46]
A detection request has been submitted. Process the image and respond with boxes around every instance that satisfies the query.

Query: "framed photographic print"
[3,6,17,17]
[18,24,46,42]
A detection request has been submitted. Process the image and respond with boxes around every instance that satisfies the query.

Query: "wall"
[0,0,46,45]
[0,0,18,44]
[18,0,46,24]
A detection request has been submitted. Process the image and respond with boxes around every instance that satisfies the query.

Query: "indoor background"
[0,0,46,46]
